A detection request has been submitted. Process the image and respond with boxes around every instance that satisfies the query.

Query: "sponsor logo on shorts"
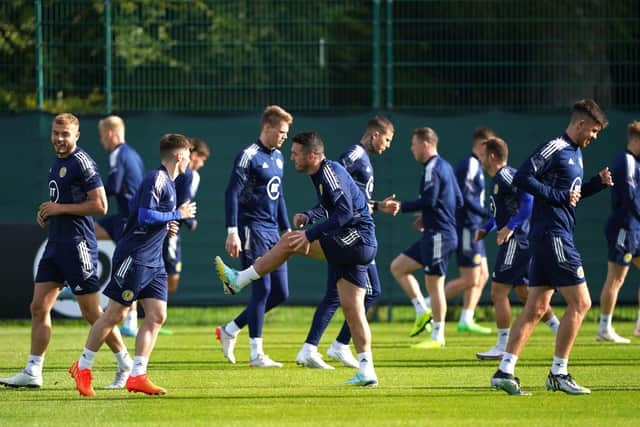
[624,253,632,263]
[576,266,585,279]
[122,290,135,302]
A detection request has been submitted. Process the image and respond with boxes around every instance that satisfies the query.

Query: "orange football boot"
[125,374,166,395]
[70,360,96,397]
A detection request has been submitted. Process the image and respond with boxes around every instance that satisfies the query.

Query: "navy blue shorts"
[606,227,640,266]
[35,240,100,295]
[456,226,486,267]
[319,229,377,289]
[402,232,457,276]
[529,233,585,287]
[163,233,182,275]
[103,256,168,306]
[240,226,287,273]
[97,215,127,242]
[327,260,381,297]
[492,237,530,286]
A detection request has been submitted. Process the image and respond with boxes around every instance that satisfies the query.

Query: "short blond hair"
[261,105,293,128]
[628,121,640,140]
[53,113,79,129]
[98,115,125,132]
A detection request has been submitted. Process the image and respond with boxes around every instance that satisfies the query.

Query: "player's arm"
[513,151,569,206]
[39,186,108,220]
[370,194,399,216]
[460,169,490,218]
[582,167,613,198]
[475,216,495,242]
[299,203,328,226]
[305,183,353,242]
[612,160,640,220]
[399,167,440,213]
[277,188,291,232]
[224,155,248,257]
[106,153,125,197]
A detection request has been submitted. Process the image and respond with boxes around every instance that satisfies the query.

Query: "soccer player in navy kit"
[0,114,132,390]
[215,106,293,368]
[71,133,196,397]
[441,128,494,335]
[163,138,210,296]
[474,137,559,360]
[296,116,398,370]
[216,131,380,386]
[597,121,640,343]
[491,99,611,395]
[389,127,463,349]
[94,115,145,337]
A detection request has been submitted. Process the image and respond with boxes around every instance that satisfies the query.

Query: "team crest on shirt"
[59,167,67,178]
[319,184,323,195]
[493,184,499,195]
[473,254,482,264]
[121,290,134,302]
[276,158,283,169]
[576,266,585,279]
[624,253,632,263]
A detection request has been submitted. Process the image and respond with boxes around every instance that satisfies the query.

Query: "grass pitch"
[0,306,638,426]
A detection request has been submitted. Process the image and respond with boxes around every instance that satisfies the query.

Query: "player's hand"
[225,233,242,258]
[293,213,308,228]
[36,208,46,228]
[179,201,197,219]
[569,190,581,207]
[599,167,614,187]
[496,226,514,245]
[412,213,424,233]
[474,228,487,242]
[378,194,400,216]
[167,220,180,237]
[38,201,62,219]
[288,230,310,254]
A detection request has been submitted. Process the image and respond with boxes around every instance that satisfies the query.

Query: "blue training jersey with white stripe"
[338,143,374,201]
[304,159,376,246]
[224,140,290,231]
[116,166,177,267]
[47,147,103,244]
[455,152,488,229]
[514,133,607,239]
[487,165,531,241]
[606,150,640,233]
[106,143,144,219]
[400,155,463,239]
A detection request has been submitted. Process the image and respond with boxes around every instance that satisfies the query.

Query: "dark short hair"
[366,115,394,135]
[473,127,497,142]
[484,137,509,163]
[292,131,324,155]
[190,138,210,157]
[572,99,608,128]
[159,133,191,159]
[413,127,438,147]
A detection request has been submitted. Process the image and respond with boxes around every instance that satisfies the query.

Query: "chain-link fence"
[1,0,638,113]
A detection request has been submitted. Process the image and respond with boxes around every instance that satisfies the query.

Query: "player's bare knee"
[390,257,408,278]
[29,300,49,322]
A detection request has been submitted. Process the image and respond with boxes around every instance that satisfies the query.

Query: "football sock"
[411,297,427,315]
[114,349,132,371]
[432,321,445,342]
[424,296,431,308]
[237,266,260,289]
[78,348,96,370]
[551,356,568,376]
[250,337,263,360]
[459,308,474,325]
[224,321,241,337]
[25,355,44,376]
[124,309,138,331]
[131,356,148,377]
[497,328,510,348]
[545,315,560,335]
[302,343,317,354]
[357,351,375,377]
[598,314,612,332]
[498,352,517,375]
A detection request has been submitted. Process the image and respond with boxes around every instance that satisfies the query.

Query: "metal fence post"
[104,0,112,114]
[35,0,43,111]
[372,0,381,109]
[385,0,393,110]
